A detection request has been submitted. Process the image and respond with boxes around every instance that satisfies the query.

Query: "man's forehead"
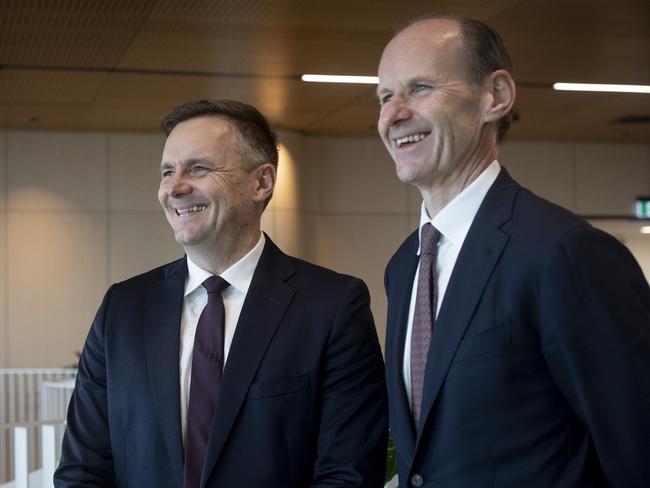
[169,115,236,138]
[397,18,461,41]
[378,20,465,85]
[384,19,462,58]
[161,117,245,168]
[164,116,234,150]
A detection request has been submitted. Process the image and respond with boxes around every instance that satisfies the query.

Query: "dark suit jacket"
[55,237,387,487]
[385,168,650,487]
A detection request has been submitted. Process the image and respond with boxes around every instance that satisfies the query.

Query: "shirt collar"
[184,233,266,297]
[417,160,500,254]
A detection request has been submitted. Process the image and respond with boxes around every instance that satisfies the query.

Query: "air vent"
[611,115,650,125]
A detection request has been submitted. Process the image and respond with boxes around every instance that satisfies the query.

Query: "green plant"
[385,435,398,486]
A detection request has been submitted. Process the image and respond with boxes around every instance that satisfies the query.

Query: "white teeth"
[395,132,428,147]
[175,205,207,215]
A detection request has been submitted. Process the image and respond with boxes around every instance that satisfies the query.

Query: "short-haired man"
[378,15,650,487]
[55,99,388,487]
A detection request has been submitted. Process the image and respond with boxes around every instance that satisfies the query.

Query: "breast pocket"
[453,323,510,362]
[246,374,310,401]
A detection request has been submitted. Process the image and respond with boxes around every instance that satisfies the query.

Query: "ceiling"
[1,0,648,142]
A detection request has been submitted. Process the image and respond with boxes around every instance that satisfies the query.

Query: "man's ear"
[483,69,516,123]
[252,163,276,203]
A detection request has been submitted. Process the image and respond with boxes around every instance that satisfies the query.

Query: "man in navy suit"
[377,15,650,487]
[55,100,387,487]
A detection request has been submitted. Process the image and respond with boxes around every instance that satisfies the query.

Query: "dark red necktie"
[410,223,440,427]
[183,276,229,488]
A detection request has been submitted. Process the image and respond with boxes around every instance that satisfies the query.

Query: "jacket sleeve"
[312,278,388,487]
[539,226,650,487]
[54,286,116,487]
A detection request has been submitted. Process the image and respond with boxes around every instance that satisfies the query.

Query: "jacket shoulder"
[111,257,186,291]
[509,188,593,243]
[286,254,367,291]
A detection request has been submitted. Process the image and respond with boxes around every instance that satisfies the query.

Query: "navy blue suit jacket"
[385,168,650,487]
[55,237,387,487]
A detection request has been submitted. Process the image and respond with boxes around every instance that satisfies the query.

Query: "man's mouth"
[394,132,430,148]
[174,205,208,216]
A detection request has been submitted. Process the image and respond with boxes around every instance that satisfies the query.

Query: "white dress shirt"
[179,233,265,442]
[402,161,501,407]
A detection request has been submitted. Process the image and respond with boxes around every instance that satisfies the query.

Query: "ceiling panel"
[0,0,648,141]
[493,0,649,83]
[0,69,105,103]
[0,103,90,129]
[514,87,650,142]
[0,0,159,67]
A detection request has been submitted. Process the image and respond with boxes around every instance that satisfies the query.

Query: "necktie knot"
[420,223,440,256]
[203,276,230,295]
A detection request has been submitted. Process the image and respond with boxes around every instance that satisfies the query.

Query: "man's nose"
[166,172,192,198]
[380,95,412,127]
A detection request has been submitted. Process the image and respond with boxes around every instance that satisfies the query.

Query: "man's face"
[377,20,488,189]
[158,116,259,251]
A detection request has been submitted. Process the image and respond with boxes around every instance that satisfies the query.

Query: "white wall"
[0,130,648,367]
[501,142,650,215]
[1,131,171,367]
[1,133,6,366]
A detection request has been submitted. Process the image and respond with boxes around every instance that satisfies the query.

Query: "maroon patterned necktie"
[183,276,230,488]
[410,223,440,427]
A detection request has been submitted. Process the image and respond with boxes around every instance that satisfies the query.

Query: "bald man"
[378,15,650,487]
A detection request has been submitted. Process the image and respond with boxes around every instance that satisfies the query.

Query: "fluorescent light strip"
[641,226,650,234]
[553,82,650,94]
[301,74,379,84]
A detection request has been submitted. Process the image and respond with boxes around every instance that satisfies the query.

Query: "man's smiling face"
[377,19,488,190]
[158,116,258,252]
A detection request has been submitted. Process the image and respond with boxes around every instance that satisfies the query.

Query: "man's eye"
[380,94,393,105]
[161,170,173,178]
[190,166,209,175]
[413,84,431,94]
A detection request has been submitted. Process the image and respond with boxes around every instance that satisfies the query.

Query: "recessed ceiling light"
[301,74,379,84]
[553,83,650,94]
[640,226,650,234]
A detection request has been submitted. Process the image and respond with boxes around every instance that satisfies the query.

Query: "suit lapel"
[386,232,419,457]
[415,169,518,444]
[201,237,296,484]
[143,258,187,484]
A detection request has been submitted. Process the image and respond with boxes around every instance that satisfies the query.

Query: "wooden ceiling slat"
[0,0,648,141]
[0,0,159,66]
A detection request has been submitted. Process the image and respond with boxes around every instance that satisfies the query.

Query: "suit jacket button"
[411,473,424,487]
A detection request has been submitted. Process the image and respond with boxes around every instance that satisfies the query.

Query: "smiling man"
[378,15,650,487]
[55,99,387,487]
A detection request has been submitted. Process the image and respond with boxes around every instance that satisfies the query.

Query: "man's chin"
[395,166,419,185]
[173,232,202,249]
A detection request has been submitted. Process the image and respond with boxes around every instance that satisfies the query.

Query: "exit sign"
[636,197,650,218]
